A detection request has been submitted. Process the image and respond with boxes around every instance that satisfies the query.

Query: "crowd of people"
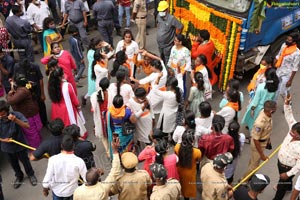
[1,0,300,199]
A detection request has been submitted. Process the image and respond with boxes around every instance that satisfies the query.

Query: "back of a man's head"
[63,124,80,140]
[48,118,64,136]
[199,101,211,118]
[264,100,276,112]
[86,168,100,186]
[11,5,21,15]
[199,29,210,41]
[61,135,74,152]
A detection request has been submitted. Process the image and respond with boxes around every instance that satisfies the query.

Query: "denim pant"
[75,60,86,82]
[118,5,131,27]
[52,192,73,200]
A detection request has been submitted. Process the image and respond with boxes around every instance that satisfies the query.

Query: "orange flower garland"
[172,0,242,90]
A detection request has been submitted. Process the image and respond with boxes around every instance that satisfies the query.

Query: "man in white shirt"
[195,101,213,138]
[273,95,300,200]
[42,135,87,199]
[274,32,300,101]
[26,0,50,51]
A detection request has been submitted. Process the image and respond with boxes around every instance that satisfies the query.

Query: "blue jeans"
[75,60,86,82]
[118,5,131,27]
[52,192,73,200]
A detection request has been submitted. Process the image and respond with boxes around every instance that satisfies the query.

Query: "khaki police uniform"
[110,169,152,200]
[150,178,181,200]
[243,110,272,179]
[132,0,147,49]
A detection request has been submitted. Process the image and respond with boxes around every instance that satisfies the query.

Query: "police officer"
[132,0,147,49]
[92,0,115,47]
[110,152,152,199]
[243,100,277,180]
[5,5,34,62]
[62,0,89,47]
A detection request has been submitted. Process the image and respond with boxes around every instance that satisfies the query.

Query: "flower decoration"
[25,83,32,90]
[171,0,242,90]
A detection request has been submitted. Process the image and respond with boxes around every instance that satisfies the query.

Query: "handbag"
[122,120,136,136]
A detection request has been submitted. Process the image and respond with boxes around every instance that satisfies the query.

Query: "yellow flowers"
[25,83,32,90]
[172,0,242,90]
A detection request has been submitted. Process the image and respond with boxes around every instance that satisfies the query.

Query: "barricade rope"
[233,144,282,191]
[8,139,84,184]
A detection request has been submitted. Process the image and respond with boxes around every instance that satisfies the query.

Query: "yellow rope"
[10,139,36,150]
[233,144,282,191]
[9,139,84,183]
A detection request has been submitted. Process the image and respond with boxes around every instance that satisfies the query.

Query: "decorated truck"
[170,0,300,90]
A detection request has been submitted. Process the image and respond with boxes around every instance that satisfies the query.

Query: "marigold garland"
[172,0,242,90]
[219,21,232,90]
[223,22,237,90]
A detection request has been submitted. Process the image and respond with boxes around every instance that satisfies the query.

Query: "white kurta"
[94,64,108,90]
[217,106,236,134]
[153,85,178,133]
[108,83,134,107]
[195,112,214,137]
[128,97,154,144]
[139,60,167,114]
[196,67,212,99]
[90,91,102,138]
[167,46,191,91]
[115,40,139,76]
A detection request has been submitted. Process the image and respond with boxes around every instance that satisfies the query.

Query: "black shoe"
[13,177,23,189]
[29,175,37,186]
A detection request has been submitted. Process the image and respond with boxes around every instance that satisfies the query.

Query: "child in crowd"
[68,25,86,84]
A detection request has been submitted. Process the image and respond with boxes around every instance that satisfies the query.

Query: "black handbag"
[122,120,136,136]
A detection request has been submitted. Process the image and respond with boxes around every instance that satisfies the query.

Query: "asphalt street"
[0,15,299,200]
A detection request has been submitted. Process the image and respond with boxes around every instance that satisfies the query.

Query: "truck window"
[203,0,252,13]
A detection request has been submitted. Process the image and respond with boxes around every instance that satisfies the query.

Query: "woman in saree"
[107,95,136,158]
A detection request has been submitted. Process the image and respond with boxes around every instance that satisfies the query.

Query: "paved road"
[1,16,299,200]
